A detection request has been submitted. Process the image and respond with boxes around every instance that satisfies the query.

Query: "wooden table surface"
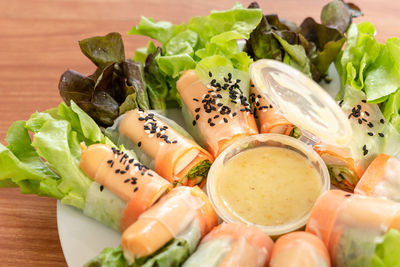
[0,0,399,266]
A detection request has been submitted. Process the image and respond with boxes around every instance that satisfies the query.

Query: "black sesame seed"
[362,118,367,122]
[380,119,385,124]
[368,132,374,136]
[193,98,199,102]
[357,104,361,109]
[269,105,273,108]
[208,118,212,123]
[100,185,104,192]
[361,100,367,103]
[339,100,344,107]
[124,179,130,183]
[115,169,120,174]
[134,187,139,192]
[210,122,215,127]
[138,141,142,147]
[363,149,369,156]
[363,144,367,150]
[367,122,374,128]
[195,108,200,113]
[129,159,134,163]
[209,71,212,77]
[119,157,124,163]
[232,112,237,117]
[107,160,112,164]
[148,173,153,177]
[214,115,220,119]
[195,114,200,120]
[172,140,178,144]
[345,194,351,197]
[120,170,126,174]
[358,119,362,124]
[223,118,228,123]
[110,162,114,167]
[379,133,385,137]
[125,165,130,171]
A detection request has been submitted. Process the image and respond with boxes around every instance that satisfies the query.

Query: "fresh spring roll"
[314,86,400,192]
[355,154,400,202]
[183,223,274,267]
[177,69,258,157]
[121,186,218,265]
[80,144,172,231]
[108,109,214,187]
[306,190,400,266]
[270,231,330,267]
[314,143,363,191]
[249,85,294,136]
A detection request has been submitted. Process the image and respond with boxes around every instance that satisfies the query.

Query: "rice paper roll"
[80,144,172,231]
[355,154,400,202]
[306,190,400,266]
[183,223,274,267]
[106,109,213,187]
[121,186,218,265]
[177,69,258,157]
[270,231,330,267]
[250,84,294,135]
[314,86,400,191]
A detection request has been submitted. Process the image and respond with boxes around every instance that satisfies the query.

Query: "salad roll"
[80,143,172,230]
[250,85,294,136]
[270,231,330,267]
[108,109,213,187]
[177,69,258,157]
[121,186,218,265]
[355,154,400,202]
[183,223,274,267]
[306,190,400,266]
[316,80,400,191]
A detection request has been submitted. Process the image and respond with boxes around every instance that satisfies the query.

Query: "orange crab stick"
[270,231,330,267]
[121,186,218,264]
[306,190,400,266]
[80,144,171,229]
[355,154,400,201]
[177,70,258,157]
[250,85,293,135]
[119,109,213,187]
[183,223,274,267]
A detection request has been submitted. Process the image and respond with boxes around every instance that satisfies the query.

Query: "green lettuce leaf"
[129,3,262,108]
[85,247,129,267]
[371,229,400,267]
[0,121,63,198]
[0,101,109,210]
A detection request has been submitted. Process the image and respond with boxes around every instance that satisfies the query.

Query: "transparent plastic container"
[207,134,330,236]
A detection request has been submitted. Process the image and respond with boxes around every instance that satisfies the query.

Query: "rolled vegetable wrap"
[270,231,330,267]
[355,154,400,202]
[80,144,172,230]
[306,190,400,266]
[250,85,293,135]
[121,186,218,265]
[183,223,274,267]
[177,69,258,157]
[315,86,400,192]
[314,143,363,191]
[111,109,213,187]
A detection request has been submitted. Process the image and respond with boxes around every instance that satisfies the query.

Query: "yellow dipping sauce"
[216,146,322,226]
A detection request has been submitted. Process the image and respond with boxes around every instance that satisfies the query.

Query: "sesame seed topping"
[134,187,139,192]
[100,185,104,192]
[379,133,385,137]
[115,169,120,174]
[368,132,374,136]
[120,170,126,174]
[124,179,130,183]
[138,141,142,147]
[380,119,385,124]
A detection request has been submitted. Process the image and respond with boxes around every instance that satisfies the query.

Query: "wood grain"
[1,0,400,266]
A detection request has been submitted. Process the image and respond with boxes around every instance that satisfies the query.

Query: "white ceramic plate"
[57,201,121,266]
